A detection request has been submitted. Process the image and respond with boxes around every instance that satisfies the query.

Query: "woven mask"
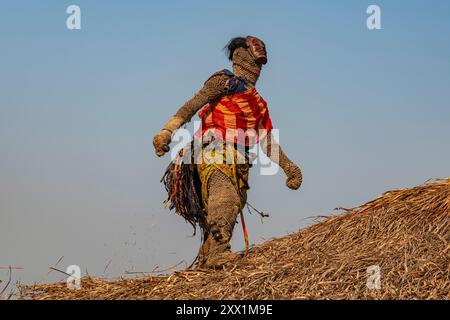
[246,36,267,65]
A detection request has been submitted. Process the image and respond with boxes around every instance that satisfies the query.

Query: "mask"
[246,36,268,65]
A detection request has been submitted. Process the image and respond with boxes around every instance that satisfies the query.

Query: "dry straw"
[20,179,450,300]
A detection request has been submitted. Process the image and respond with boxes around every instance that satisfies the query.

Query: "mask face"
[246,36,268,65]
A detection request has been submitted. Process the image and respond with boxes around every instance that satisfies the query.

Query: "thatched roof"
[20,179,450,300]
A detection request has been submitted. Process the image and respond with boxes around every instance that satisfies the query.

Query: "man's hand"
[284,162,302,190]
[153,130,171,157]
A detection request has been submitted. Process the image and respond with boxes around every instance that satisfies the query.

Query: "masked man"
[153,36,302,267]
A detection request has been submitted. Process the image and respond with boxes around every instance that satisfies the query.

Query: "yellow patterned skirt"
[197,143,250,212]
[162,142,250,235]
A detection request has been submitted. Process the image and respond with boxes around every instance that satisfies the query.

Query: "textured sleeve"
[261,132,303,189]
[173,74,229,123]
[261,133,290,167]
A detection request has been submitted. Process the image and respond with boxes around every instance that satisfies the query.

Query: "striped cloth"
[197,88,273,146]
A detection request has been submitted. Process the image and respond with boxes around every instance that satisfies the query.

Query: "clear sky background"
[1,0,449,286]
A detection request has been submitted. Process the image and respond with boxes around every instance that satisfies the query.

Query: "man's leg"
[197,170,241,266]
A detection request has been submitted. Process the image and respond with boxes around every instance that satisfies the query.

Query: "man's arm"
[260,133,302,190]
[153,74,228,157]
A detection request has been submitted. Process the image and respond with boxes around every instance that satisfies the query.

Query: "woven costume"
[196,69,273,213]
[154,36,302,267]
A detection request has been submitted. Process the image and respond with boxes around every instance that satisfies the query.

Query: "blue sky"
[1,1,449,284]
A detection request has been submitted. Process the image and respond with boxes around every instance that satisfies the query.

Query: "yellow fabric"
[197,144,249,212]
